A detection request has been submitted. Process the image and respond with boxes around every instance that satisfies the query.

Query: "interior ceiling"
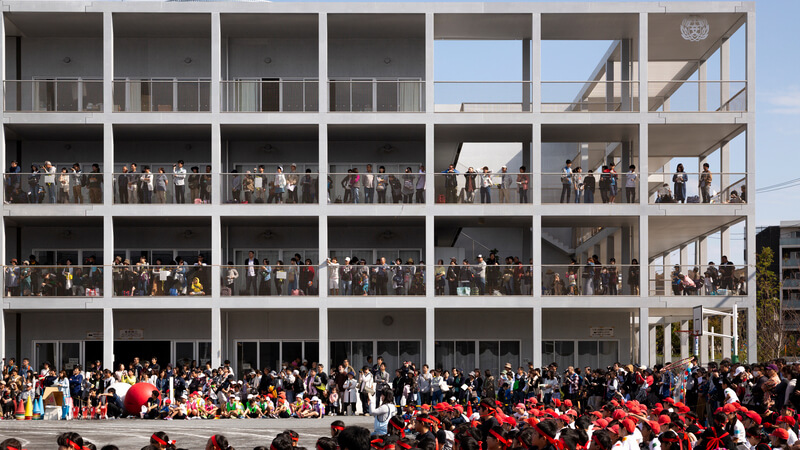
[329,124,424,141]
[649,124,744,158]
[221,14,318,39]
[437,216,534,228]
[4,124,103,141]
[542,14,639,40]
[542,124,638,143]
[4,13,103,38]
[435,125,533,143]
[328,216,423,226]
[220,216,319,227]
[221,124,318,141]
[114,216,211,227]
[648,13,745,62]
[435,14,532,40]
[113,13,211,38]
[113,124,211,141]
[542,216,639,228]
[648,215,744,258]
[4,217,102,227]
[328,14,424,39]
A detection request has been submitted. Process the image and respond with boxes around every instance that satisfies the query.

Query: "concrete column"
[679,245,689,268]
[698,61,707,111]
[720,226,731,263]
[425,307,435,367]
[425,123,434,207]
[639,308,650,366]
[531,123,541,205]
[211,307,222,368]
[532,215,542,297]
[638,13,648,112]
[722,315,732,359]
[522,38,531,111]
[103,12,113,114]
[621,226,631,292]
[533,307,542,367]
[319,124,328,207]
[605,56,615,112]
[0,307,5,365]
[210,12,221,114]
[319,307,329,368]
[638,123,648,206]
[211,123,221,206]
[720,141,730,201]
[211,214,221,297]
[620,39,631,111]
[720,37,730,106]
[697,235,708,267]
[664,322,672,363]
[425,13,434,113]
[318,215,328,296]
[103,215,114,296]
[103,122,114,210]
[648,324,657,366]
[747,305,757,363]
[662,253,671,298]
[700,316,709,364]
[103,308,114,370]
[318,13,328,112]
[639,215,649,297]
[532,13,541,113]
[425,215,435,297]
[680,320,690,359]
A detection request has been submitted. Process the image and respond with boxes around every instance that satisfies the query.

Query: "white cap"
[477,254,483,258]
[639,365,647,371]
[311,396,319,402]
[248,394,254,399]
[734,366,745,376]
[345,257,351,262]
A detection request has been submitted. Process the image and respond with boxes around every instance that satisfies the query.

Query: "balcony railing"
[4,79,103,112]
[542,172,637,204]
[328,172,425,204]
[113,80,210,112]
[221,172,318,204]
[648,172,747,204]
[328,264,425,296]
[112,172,212,204]
[434,81,532,113]
[541,264,638,296]
[222,265,318,296]
[649,80,747,112]
[434,264,533,296]
[112,265,212,296]
[221,80,319,112]
[433,172,530,204]
[329,80,424,112]
[649,264,748,296]
[3,265,103,297]
[541,81,639,112]
[5,172,103,204]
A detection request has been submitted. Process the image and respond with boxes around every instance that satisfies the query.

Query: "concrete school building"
[0,0,755,376]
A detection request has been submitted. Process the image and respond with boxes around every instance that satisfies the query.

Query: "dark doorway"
[85,341,103,369]
[261,78,280,112]
[114,341,171,371]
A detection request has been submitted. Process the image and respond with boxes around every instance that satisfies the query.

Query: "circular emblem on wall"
[681,16,710,42]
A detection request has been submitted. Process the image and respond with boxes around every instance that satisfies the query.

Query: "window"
[436,340,519,375]
[542,340,619,368]
[330,341,421,372]
[236,340,319,373]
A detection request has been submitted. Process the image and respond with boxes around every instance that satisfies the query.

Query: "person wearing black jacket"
[697,412,736,450]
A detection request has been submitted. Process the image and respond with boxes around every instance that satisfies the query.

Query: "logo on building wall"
[681,16,710,42]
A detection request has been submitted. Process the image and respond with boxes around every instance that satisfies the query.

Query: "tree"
[756,247,791,360]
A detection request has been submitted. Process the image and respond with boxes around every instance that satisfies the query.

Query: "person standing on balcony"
[88,164,103,204]
[560,160,573,203]
[42,160,56,204]
[274,166,286,204]
[401,167,414,204]
[673,163,688,204]
[363,164,375,204]
[201,165,213,204]
[301,169,314,204]
[173,160,187,204]
[700,163,713,203]
[608,163,619,204]
[499,166,513,203]
[188,166,201,203]
[155,168,168,204]
[625,165,637,204]
[244,251,258,296]
[480,166,493,204]
[58,167,70,204]
[6,160,21,203]
[27,164,41,204]
[117,165,129,204]
[70,163,83,204]
[572,167,583,204]
[516,166,529,204]
[127,163,139,204]
[350,168,362,204]
[416,165,426,204]
[141,166,154,204]
[464,167,477,203]
[376,166,388,204]
[286,164,300,204]
[583,169,596,204]
[446,257,459,296]
[442,164,460,204]
[475,254,487,295]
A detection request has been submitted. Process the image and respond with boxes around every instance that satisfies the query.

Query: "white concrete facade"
[0,1,756,374]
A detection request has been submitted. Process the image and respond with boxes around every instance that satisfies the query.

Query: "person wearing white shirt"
[625,165,638,204]
[173,160,187,204]
[42,160,57,203]
[244,251,257,296]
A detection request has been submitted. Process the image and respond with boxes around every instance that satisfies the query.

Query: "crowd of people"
[5,160,103,204]
[3,356,800,450]
[668,257,747,296]
[440,165,529,204]
[2,255,103,297]
[117,161,212,204]
[559,160,637,204]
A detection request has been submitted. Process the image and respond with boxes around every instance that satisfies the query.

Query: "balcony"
[328,263,425,296]
[4,80,103,112]
[434,82,532,113]
[542,264,637,296]
[112,172,212,205]
[649,264,748,296]
[3,265,103,297]
[329,172,425,204]
[542,172,637,204]
[648,172,747,204]
[222,265,318,297]
[648,80,747,112]
[434,171,530,204]
[541,81,639,112]
[433,264,533,296]
[112,80,210,112]
[112,264,212,296]
[221,80,319,112]
[329,80,424,112]
[5,171,103,204]
[221,172,318,205]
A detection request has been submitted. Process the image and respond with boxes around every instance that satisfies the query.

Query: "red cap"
[564,400,573,408]
[505,416,517,427]
[553,399,561,408]
[646,421,661,434]
[595,418,609,429]
[566,410,578,417]
[745,411,762,425]
[772,428,790,441]
[613,410,628,420]
[664,398,675,404]
[526,418,539,427]
[658,415,672,425]
[723,404,737,414]
[527,397,538,405]
[590,411,603,419]
[559,414,571,423]
[608,425,621,436]
[622,419,636,434]
[779,416,796,427]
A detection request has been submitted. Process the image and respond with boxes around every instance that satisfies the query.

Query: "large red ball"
[123,382,160,415]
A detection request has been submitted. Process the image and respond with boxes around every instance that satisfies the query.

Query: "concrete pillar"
[211,307,222,367]
[639,12,649,112]
[211,214,221,296]
[697,235,708,268]
[639,308,650,366]
[680,320,690,359]
[648,324,657,366]
[210,12,221,114]
[425,215,435,297]
[679,245,689,269]
[720,140,730,201]
[103,308,114,370]
[532,215,542,297]
[531,123,541,205]
[605,55,615,112]
[720,226,731,263]
[103,215,114,296]
[532,13,541,113]
[639,215,649,297]
[720,37,730,106]
[700,316,709,364]
[318,13,328,112]
[620,38,631,111]
[425,123,434,207]
[319,124,328,206]
[211,115,222,206]
[747,305,757,363]
[621,226,631,293]
[533,307,542,367]
[103,122,114,211]
[662,253,671,297]
[425,13,434,113]
[318,215,328,295]
[698,60,707,111]
[664,322,672,363]
[425,307,435,367]
[722,315,732,360]
[103,12,113,114]
[319,308,329,368]
[522,38,531,111]
[638,122,648,205]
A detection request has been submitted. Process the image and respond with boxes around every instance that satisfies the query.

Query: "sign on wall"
[118,329,144,340]
[590,327,615,338]
[86,332,104,340]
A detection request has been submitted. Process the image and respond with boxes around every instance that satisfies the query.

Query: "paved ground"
[0,415,374,449]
